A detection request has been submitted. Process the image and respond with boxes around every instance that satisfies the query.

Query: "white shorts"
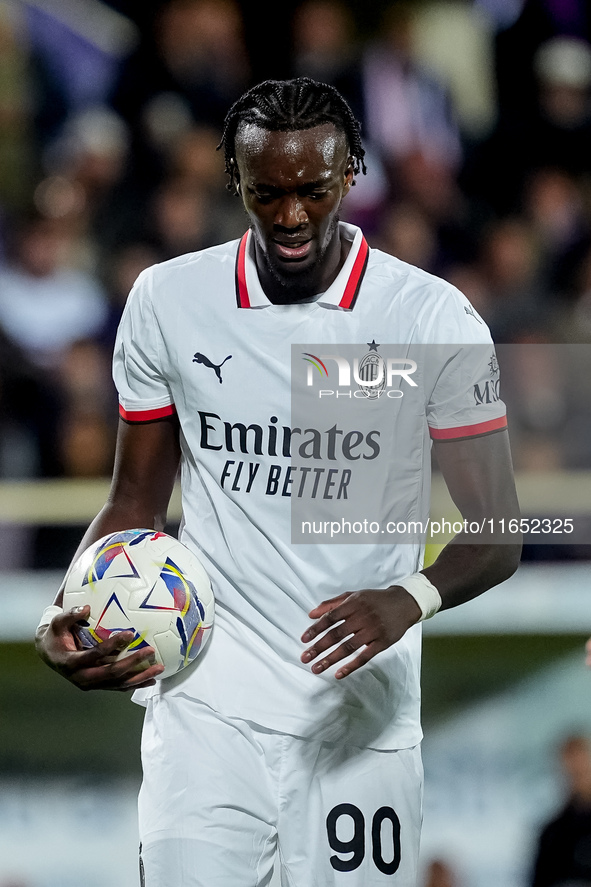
[138,694,423,887]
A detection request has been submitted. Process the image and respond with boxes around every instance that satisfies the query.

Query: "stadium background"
[1,0,591,884]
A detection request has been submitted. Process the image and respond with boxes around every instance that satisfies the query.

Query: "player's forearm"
[50,417,181,607]
[421,539,522,611]
[427,430,522,611]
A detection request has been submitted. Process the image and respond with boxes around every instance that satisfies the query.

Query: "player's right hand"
[35,605,165,691]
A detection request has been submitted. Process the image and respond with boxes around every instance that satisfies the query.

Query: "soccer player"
[36,78,521,886]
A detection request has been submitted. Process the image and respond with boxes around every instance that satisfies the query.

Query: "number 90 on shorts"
[327,803,401,875]
[138,696,423,887]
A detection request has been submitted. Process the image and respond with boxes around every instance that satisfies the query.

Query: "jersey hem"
[131,688,424,750]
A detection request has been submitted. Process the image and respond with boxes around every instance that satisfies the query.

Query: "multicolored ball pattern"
[63,529,215,679]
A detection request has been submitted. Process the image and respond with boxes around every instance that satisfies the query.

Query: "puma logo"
[193,352,232,383]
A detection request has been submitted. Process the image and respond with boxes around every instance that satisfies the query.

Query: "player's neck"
[254,230,352,306]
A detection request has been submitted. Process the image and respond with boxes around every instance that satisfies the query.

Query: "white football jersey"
[113,223,506,749]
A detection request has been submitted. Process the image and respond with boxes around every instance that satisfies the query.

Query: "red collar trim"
[235,232,250,308]
[338,235,369,310]
[235,229,369,310]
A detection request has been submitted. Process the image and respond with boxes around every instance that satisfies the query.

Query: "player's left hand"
[300,586,422,679]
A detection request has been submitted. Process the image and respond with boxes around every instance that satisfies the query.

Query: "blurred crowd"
[1,0,591,488]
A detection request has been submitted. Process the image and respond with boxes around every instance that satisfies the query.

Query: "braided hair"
[218,77,367,192]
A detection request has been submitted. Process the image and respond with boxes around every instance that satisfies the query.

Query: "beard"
[256,215,340,303]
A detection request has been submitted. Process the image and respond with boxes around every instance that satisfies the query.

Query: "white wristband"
[36,605,63,631]
[395,573,442,621]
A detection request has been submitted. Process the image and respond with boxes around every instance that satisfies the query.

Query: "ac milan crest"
[356,340,386,399]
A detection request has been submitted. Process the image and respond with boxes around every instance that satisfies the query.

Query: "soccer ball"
[62,529,215,679]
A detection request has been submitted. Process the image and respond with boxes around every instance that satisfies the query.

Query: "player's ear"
[229,158,241,197]
[343,160,355,193]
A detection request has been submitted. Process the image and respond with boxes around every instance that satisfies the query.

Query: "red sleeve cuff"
[119,403,176,422]
[429,415,507,440]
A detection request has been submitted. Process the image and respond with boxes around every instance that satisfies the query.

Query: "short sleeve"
[425,290,507,441]
[112,268,176,422]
